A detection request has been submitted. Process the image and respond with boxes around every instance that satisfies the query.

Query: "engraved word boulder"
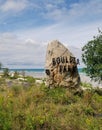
[45,40,80,88]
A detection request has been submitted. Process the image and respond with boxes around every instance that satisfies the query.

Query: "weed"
[0,80,102,130]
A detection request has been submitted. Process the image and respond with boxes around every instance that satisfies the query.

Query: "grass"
[0,77,102,130]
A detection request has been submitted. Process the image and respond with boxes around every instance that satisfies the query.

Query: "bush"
[82,30,102,81]
[0,80,102,130]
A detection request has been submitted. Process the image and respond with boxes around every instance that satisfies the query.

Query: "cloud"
[0,0,28,12]
[0,32,17,43]
[0,32,46,68]
[18,20,102,48]
[0,18,101,68]
[68,0,102,19]
[0,0,102,22]
[28,0,102,22]
[0,0,102,68]
[25,39,37,46]
[0,0,102,30]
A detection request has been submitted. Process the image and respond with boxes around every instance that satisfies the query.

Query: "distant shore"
[0,69,101,88]
[25,71,102,88]
[27,72,102,88]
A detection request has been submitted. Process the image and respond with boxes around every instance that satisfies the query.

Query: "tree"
[13,71,19,79]
[3,68,9,77]
[0,62,2,70]
[82,30,102,82]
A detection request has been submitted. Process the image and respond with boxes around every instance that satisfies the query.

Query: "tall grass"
[0,79,102,130]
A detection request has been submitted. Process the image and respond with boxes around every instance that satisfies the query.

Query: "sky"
[0,0,102,68]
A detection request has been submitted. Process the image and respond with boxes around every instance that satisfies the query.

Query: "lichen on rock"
[45,40,80,88]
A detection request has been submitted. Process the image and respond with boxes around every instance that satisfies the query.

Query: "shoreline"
[0,71,102,88]
[25,72,102,88]
[22,72,102,88]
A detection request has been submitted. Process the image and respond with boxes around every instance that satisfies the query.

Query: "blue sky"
[0,0,102,68]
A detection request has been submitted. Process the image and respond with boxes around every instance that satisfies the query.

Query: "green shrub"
[0,79,102,130]
[11,85,23,96]
[26,76,35,83]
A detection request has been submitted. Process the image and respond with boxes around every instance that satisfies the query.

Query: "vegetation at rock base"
[0,77,102,130]
[82,30,102,82]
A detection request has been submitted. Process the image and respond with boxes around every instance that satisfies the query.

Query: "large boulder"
[45,40,80,88]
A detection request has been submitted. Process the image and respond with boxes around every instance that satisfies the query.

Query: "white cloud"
[68,0,102,17]
[0,0,28,12]
[0,19,101,68]
[0,32,46,68]
[0,0,102,25]
[0,0,102,68]
[25,39,37,46]
[39,0,102,22]
[18,20,102,48]
[1,1,102,69]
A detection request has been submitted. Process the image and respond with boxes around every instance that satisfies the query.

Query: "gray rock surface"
[45,40,80,88]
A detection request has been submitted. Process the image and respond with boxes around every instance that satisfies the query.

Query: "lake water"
[1,68,101,87]
[8,68,84,78]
